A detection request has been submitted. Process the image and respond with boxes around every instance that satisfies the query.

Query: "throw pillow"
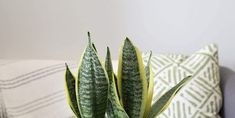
[142,44,222,118]
[0,60,76,118]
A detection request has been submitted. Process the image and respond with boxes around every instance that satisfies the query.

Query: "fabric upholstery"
[0,46,232,118]
[219,67,235,118]
[0,60,76,118]
[142,44,222,118]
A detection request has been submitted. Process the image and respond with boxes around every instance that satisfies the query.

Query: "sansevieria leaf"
[143,52,154,118]
[105,47,129,118]
[64,64,81,118]
[113,74,120,99]
[76,32,109,118]
[92,43,97,52]
[64,33,193,118]
[105,47,114,82]
[117,38,147,118]
[147,76,192,118]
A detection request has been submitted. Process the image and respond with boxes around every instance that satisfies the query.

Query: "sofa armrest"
[220,67,235,118]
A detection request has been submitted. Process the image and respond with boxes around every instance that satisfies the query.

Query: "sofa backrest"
[220,66,235,118]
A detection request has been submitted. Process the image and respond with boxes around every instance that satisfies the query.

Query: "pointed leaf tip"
[107,47,110,54]
[124,37,133,47]
[65,63,69,69]
[87,32,91,45]
[125,37,131,42]
[147,51,152,65]
[87,32,90,37]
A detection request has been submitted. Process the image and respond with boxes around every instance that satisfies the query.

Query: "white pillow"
[0,60,76,118]
[142,44,222,118]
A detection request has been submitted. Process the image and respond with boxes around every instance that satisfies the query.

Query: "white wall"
[0,0,234,70]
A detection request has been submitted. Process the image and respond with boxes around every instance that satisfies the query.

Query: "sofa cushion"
[0,60,76,118]
[142,44,222,118]
[0,44,223,118]
[220,67,235,118]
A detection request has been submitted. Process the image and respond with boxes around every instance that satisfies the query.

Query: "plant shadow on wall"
[64,32,192,118]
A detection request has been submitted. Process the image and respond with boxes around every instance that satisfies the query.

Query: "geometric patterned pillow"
[143,44,222,118]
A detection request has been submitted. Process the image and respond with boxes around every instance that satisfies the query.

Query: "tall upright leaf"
[113,74,120,99]
[143,52,154,118]
[65,64,81,118]
[147,76,192,118]
[117,38,147,118]
[105,47,114,82]
[76,32,109,118]
[105,47,129,118]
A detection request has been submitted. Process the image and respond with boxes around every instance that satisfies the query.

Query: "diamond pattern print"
[143,44,222,118]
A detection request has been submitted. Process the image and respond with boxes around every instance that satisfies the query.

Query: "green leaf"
[145,52,152,88]
[64,64,81,118]
[113,74,120,99]
[117,38,147,118]
[147,76,192,118]
[143,52,154,118]
[76,33,109,118]
[105,47,113,81]
[105,47,129,118]
[92,43,97,52]
[106,99,129,118]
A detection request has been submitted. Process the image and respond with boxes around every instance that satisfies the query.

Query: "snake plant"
[65,33,192,118]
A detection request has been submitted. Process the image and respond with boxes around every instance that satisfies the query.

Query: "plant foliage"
[65,33,191,118]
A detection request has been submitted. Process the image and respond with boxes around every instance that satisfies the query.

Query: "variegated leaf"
[147,76,192,118]
[76,33,109,118]
[105,47,129,118]
[65,63,81,118]
[113,74,120,99]
[145,52,152,88]
[92,43,97,52]
[117,38,147,118]
[143,52,154,118]
[105,47,113,81]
